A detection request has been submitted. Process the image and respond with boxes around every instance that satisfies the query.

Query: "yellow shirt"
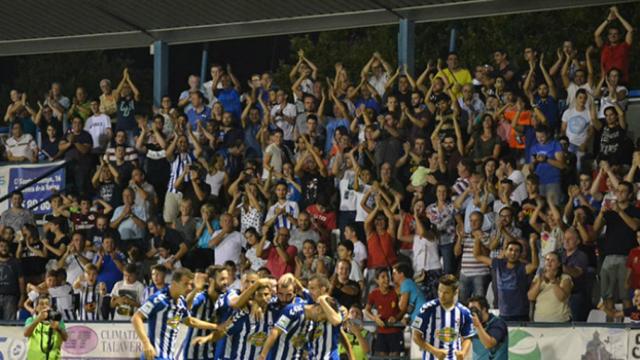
[435,68,472,99]
[25,317,66,360]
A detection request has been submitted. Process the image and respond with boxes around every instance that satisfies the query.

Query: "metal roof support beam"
[398,18,415,76]
[152,40,168,107]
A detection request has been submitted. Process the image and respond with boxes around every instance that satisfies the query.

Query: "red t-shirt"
[368,287,401,334]
[626,247,640,289]
[367,232,397,269]
[400,213,415,250]
[601,42,630,83]
[263,245,297,279]
[306,204,337,244]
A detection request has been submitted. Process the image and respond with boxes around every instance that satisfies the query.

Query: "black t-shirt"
[300,172,332,209]
[152,228,185,255]
[599,125,631,166]
[0,258,22,295]
[98,181,122,208]
[331,279,361,309]
[116,98,136,131]
[114,161,135,188]
[179,181,212,213]
[87,228,120,249]
[601,206,640,256]
[64,130,93,166]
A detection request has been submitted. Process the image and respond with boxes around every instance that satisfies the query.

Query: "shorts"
[374,331,404,353]
[600,255,628,301]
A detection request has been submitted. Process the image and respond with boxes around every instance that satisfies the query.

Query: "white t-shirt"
[245,245,268,271]
[64,251,95,284]
[110,280,145,320]
[566,82,593,109]
[205,171,225,197]
[368,72,390,98]
[354,184,372,222]
[212,230,245,265]
[339,171,357,212]
[597,86,628,119]
[353,241,367,267]
[6,134,37,161]
[349,259,364,283]
[562,107,592,146]
[508,170,527,205]
[270,103,297,141]
[413,235,442,273]
[84,114,112,149]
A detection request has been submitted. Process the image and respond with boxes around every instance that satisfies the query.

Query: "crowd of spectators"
[0,4,637,356]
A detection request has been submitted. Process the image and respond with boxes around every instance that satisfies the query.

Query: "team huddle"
[133,267,356,360]
[133,266,475,360]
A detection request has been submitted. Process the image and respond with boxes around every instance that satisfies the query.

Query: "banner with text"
[408,325,629,360]
[0,322,187,360]
[0,161,65,214]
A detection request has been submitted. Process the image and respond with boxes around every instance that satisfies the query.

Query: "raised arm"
[540,54,557,99]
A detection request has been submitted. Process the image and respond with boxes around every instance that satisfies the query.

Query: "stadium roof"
[0,0,634,56]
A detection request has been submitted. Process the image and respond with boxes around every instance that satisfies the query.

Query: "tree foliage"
[274,3,639,90]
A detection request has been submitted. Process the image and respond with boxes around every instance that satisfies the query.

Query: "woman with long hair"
[528,251,573,322]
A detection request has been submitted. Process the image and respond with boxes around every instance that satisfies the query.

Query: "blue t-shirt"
[186,106,212,127]
[93,252,125,292]
[492,258,529,317]
[471,314,508,360]
[215,88,242,120]
[324,117,350,155]
[529,140,562,185]
[196,219,221,248]
[535,95,559,130]
[401,278,426,320]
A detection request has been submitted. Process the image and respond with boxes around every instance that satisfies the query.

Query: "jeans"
[539,183,563,205]
[459,274,491,304]
[0,294,18,320]
[569,292,590,322]
[439,243,456,275]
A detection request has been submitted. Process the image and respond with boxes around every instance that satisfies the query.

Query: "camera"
[47,310,62,322]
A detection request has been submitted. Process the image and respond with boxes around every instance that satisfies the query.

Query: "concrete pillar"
[152,40,168,107]
[397,19,415,75]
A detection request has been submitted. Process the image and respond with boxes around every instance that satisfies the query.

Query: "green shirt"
[338,328,369,360]
[25,316,66,360]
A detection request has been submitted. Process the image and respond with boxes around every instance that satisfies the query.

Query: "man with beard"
[132,268,220,360]
[433,133,464,185]
[87,214,119,251]
[289,211,320,251]
[0,239,25,320]
[473,237,538,321]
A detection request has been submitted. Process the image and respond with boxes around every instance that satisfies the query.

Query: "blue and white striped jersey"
[77,282,102,321]
[223,304,277,360]
[137,287,191,360]
[143,284,166,304]
[213,289,240,359]
[182,291,217,360]
[270,303,310,360]
[265,201,300,230]
[168,152,195,193]
[308,314,343,360]
[411,299,475,360]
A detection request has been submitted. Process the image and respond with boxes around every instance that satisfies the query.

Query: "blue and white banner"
[0,161,65,215]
